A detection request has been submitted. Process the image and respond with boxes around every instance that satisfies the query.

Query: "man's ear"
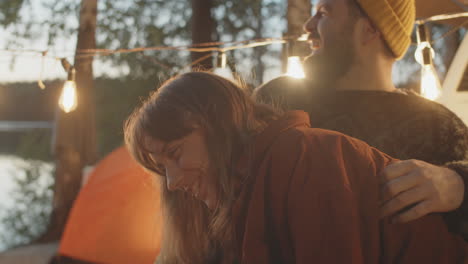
[359,18,380,45]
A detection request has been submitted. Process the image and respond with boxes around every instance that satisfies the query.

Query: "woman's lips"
[189,180,203,201]
[198,186,212,209]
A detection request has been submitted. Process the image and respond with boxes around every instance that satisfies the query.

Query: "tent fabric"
[58,146,162,264]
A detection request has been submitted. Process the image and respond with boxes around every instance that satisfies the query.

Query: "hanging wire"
[0,36,296,61]
[410,16,468,46]
[0,48,63,59]
[450,0,468,11]
[179,53,213,72]
[431,19,468,44]
[75,36,293,55]
[0,10,465,85]
[416,12,468,24]
[0,11,465,58]
[37,51,47,89]
[72,37,290,60]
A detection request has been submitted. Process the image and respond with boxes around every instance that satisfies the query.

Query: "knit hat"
[355,0,415,60]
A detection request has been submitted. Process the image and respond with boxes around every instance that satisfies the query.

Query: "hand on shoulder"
[380,159,464,223]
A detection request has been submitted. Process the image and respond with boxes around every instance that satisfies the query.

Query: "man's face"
[303,0,360,86]
[147,128,219,210]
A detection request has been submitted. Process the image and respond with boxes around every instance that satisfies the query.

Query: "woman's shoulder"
[274,125,368,147]
[268,125,378,167]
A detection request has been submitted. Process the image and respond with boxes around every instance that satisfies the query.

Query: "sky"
[0,0,73,83]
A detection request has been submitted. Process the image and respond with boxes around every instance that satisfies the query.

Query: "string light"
[38,51,47,90]
[217,51,227,69]
[420,65,442,100]
[286,56,305,79]
[285,39,306,79]
[415,24,442,101]
[213,51,235,80]
[58,59,78,113]
[0,10,464,92]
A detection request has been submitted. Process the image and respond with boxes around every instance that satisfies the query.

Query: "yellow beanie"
[356,0,415,60]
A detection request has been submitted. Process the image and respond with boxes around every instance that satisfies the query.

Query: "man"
[255,0,468,237]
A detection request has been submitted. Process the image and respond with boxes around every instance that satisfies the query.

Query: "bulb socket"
[61,58,72,72]
[417,24,430,44]
[67,67,76,81]
[216,52,227,68]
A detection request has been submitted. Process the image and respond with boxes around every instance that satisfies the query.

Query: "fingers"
[380,186,427,219]
[380,160,420,184]
[380,171,423,203]
[391,200,433,223]
[379,159,464,223]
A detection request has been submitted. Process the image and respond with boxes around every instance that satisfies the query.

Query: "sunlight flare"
[286,56,305,79]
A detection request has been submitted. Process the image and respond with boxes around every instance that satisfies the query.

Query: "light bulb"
[59,80,78,113]
[286,56,305,79]
[420,64,442,101]
[218,52,227,68]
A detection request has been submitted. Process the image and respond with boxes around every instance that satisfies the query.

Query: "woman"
[125,72,466,264]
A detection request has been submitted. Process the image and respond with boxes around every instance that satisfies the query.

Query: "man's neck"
[334,59,396,92]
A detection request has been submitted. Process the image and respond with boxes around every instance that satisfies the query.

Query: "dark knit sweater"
[255,77,468,239]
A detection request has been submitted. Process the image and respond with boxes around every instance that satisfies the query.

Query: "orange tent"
[58,146,162,264]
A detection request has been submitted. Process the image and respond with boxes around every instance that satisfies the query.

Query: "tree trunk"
[253,1,265,86]
[287,0,311,37]
[191,0,214,70]
[284,0,311,71]
[38,0,97,243]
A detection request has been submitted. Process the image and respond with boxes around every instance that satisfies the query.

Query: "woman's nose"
[166,166,185,192]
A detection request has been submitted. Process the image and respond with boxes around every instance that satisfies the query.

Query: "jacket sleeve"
[447,161,468,213]
[437,109,468,236]
[283,131,392,264]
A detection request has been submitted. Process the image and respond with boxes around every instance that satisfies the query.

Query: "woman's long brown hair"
[124,72,280,264]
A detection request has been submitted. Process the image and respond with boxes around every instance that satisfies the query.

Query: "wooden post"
[39,0,97,242]
[253,1,265,86]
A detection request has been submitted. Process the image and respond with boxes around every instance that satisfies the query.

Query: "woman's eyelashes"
[151,142,183,175]
[166,144,182,160]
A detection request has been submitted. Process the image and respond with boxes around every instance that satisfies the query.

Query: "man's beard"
[303,34,356,89]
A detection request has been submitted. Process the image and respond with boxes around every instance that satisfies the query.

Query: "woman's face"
[147,128,219,209]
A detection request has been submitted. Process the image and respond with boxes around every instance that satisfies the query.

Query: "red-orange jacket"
[233,111,467,263]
